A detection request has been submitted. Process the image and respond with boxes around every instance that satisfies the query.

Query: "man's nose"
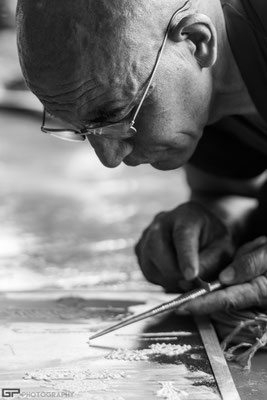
[87,136,134,168]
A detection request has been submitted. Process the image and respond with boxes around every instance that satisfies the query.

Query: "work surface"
[0,290,223,400]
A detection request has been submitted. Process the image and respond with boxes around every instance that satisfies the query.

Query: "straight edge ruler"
[195,315,241,400]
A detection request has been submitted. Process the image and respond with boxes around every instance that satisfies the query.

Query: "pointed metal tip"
[88,333,99,341]
[89,330,107,341]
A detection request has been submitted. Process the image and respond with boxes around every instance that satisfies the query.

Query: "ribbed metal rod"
[89,280,222,340]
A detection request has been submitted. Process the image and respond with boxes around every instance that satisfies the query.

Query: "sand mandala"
[106,343,191,361]
[24,369,127,381]
[24,368,128,397]
[156,381,188,400]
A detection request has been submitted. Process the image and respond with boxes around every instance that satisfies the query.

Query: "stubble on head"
[16,0,196,123]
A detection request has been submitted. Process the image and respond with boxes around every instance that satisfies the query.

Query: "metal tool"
[89,279,222,341]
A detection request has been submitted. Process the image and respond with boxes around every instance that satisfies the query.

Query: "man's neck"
[201,0,257,124]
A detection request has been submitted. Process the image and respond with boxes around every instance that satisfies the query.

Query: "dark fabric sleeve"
[189,117,267,180]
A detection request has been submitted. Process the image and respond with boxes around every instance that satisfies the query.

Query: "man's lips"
[123,158,143,166]
[124,147,186,170]
[123,145,179,167]
[123,152,151,166]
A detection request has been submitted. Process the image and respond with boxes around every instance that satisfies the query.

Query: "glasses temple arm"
[41,108,46,128]
[130,0,191,126]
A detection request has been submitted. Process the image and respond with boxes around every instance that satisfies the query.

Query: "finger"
[135,231,167,286]
[235,236,267,258]
[173,222,201,281]
[149,249,183,291]
[199,237,234,280]
[220,244,267,285]
[135,219,182,291]
[148,225,184,291]
[135,234,158,284]
[180,276,267,314]
[138,257,165,287]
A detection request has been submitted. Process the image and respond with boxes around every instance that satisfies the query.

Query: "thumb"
[220,244,267,285]
[235,236,267,258]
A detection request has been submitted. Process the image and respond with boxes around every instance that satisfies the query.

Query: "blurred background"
[0,1,189,292]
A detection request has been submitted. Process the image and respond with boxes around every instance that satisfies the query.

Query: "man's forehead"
[17,0,161,37]
[17,0,160,80]
[17,0,181,121]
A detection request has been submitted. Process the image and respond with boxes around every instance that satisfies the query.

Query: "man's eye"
[107,109,134,124]
[95,108,129,124]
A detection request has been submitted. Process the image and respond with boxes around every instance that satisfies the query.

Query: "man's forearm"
[185,165,264,245]
[189,191,258,244]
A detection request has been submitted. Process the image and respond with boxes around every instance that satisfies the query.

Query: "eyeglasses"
[41,0,191,142]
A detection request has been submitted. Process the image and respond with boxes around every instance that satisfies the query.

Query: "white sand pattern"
[24,369,127,396]
[106,343,191,361]
[24,369,127,381]
[156,381,188,400]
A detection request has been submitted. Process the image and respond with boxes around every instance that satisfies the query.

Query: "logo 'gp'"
[2,389,21,398]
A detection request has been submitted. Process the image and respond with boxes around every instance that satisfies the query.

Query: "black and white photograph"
[0,1,267,399]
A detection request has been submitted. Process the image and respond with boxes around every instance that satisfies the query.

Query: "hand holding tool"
[89,279,222,341]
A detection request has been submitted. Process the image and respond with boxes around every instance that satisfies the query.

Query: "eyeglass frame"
[41,0,191,142]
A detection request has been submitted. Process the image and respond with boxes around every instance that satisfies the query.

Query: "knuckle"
[153,211,167,225]
[223,295,236,310]
[176,201,202,218]
[138,212,168,245]
[150,221,162,234]
[173,224,186,239]
[222,287,243,310]
[227,294,243,310]
[252,276,267,302]
[146,213,169,238]
[241,252,259,277]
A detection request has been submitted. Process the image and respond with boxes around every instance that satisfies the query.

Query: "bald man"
[17,0,267,315]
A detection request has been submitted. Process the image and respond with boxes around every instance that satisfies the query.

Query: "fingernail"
[184,269,196,281]
[220,267,235,284]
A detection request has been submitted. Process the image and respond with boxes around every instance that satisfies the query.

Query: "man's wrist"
[189,194,258,246]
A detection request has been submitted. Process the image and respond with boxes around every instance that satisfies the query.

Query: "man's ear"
[169,14,217,68]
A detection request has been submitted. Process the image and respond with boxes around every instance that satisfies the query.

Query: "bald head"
[17,0,193,122]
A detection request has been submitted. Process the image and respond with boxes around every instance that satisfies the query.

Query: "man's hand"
[135,202,234,292]
[179,237,267,314]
